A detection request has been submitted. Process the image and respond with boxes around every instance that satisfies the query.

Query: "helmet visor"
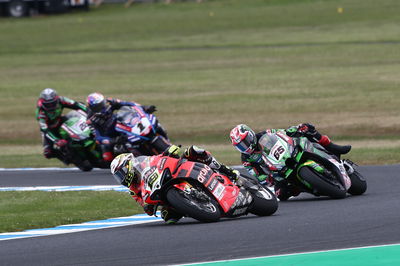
[234,132,255,154]
[113,163,130,186]
[90,101,106,113]
[42,98,59,111]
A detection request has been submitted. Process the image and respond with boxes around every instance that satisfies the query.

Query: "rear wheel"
[298,167,346,199]
[248,186,278,216]
[75,159,93,172]
[347,170,367,195]
[166,186,221,222]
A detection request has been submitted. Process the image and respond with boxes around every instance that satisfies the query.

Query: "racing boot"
[161,206,183,224]
[317,135,351,157]
[325,142,352,157]
[274,181,301,201]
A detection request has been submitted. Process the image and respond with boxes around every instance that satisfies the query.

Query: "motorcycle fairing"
[115,106,157,142]
[169,160,241,213]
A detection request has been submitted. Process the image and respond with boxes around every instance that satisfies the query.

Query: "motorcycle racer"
[230,123,352,200]
[86,92,159,163]
[110,145,240,224]
[35,88,87,163]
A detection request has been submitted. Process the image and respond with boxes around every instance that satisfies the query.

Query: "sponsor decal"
[142,167,156,181]
[276,131,291,143]
[232,207,247,216]
[158,158,167,171]
[208,178,218,191]
[147,172,159,188]
[116,123,132,132]
[213,183,226,200]
[197,165,212,183]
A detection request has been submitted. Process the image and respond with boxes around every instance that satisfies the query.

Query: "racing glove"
[163,145,181,158]
[297,123,322,141]
[218,164,240,181]
[257,174,275,186]
[184,145,212,164]
[54,139,68,149]
[143,105,157,114]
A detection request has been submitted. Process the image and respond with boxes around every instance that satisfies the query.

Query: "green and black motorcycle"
[258,131,367,200]
[58,110,108,171]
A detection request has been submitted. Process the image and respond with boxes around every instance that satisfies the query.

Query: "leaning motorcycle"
[258,131,367,200]
[58,110,108,171]
[131,155,278,223]
[113,106,171,156]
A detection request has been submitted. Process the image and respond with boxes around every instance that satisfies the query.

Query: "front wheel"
[347,170,367,195]
[248,186,278,216]
[298,167,346,199]
[166,186,221,222]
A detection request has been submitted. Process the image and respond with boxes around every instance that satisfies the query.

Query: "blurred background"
[0,0,399,167]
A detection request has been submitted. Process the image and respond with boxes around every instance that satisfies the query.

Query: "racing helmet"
[87,92,106,113]
[230,124,257,154]
[111,153,139,187]
[39,88,60,111]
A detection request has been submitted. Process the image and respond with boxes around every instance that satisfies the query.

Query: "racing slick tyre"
[248,186,278,216]
[75,160,93,172]
[299,167,346,199]
[166,186,221,223]
[347,170,367,195]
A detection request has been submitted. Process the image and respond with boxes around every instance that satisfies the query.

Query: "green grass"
[1,1,400,154]
[0,191,141,233]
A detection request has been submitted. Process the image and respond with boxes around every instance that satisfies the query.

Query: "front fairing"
[60,112,93,146]
[171,160,242,214]
[115,106,157,142]
[258,132,294,172]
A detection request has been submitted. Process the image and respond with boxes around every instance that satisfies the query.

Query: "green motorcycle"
[258,131,367,200]
[58,110,108,171]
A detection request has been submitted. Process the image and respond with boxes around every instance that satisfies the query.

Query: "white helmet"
[39,88,60,111]
[111,153,138,187]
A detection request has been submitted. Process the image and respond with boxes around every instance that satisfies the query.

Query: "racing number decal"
[273,146,285,160]
[137,122,145,132]
[79,121,88,131]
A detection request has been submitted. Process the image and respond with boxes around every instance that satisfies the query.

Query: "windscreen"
[258,134,279,151]
[116,106,139,125]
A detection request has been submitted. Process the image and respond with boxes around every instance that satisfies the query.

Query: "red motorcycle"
[132,155,278,222]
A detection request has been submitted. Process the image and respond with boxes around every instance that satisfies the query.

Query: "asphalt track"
[1,165,400,266]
